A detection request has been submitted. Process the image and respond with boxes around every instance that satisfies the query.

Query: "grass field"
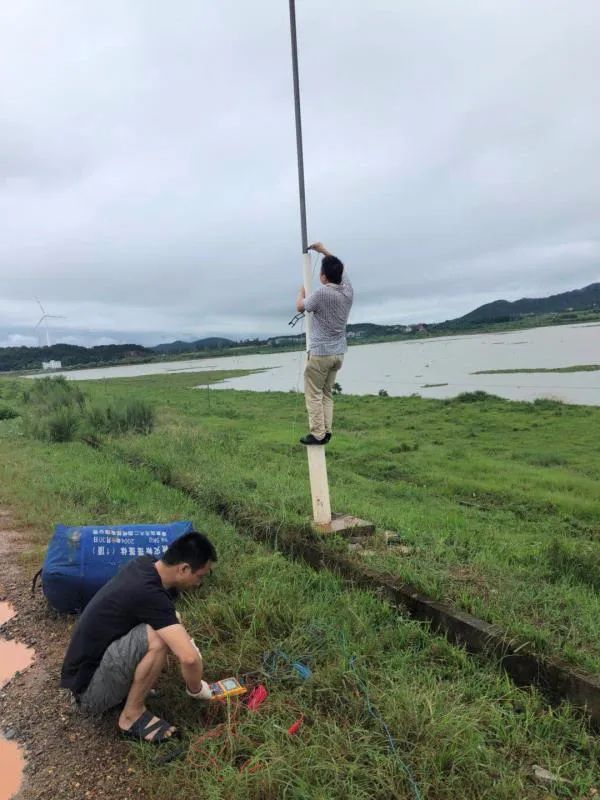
[0,372,598,798]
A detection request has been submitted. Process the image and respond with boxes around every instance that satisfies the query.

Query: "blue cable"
[262,649,312,681]
[261,633,420,800]
[343,636,422,800]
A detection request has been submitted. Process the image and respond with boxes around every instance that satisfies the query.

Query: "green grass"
[7,373,600,672]
[37,372,597,674]
[0,373,599,798]
[473,365,600,374]
[10,372,600,672]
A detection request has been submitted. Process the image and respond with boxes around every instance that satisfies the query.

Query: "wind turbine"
[34,298,65,348]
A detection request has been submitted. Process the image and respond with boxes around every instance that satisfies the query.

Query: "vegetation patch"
[471,364,600,375]
[473,364,600,374]
[0,404,19,420]
[445,390,499,403]
[547,538,600,592]
[21,376,155,443]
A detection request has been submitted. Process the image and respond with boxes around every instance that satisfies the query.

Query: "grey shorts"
[78,624,148,715]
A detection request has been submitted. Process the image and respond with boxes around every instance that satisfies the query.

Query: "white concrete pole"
[302,251,312,351]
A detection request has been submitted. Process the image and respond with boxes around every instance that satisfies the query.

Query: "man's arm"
[308,241,332,257]
[155,623,204,693]
[295,242,333,312]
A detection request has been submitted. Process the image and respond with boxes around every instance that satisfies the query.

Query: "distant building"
[42,360,62,370]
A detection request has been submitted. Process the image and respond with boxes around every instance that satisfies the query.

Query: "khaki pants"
[304,354,344,440]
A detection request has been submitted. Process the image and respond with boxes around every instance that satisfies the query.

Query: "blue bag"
[35,520,194,613]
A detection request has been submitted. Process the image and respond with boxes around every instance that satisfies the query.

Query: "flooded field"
[36,323,600,405]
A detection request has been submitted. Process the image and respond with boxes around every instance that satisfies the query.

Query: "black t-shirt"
[60,556,178,694]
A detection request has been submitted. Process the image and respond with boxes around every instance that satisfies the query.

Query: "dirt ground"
[0,509,147,800]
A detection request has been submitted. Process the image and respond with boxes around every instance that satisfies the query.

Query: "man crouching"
[60,531,217,743]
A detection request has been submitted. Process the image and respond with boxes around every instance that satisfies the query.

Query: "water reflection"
[0,602,30,799]
[0,737,25,800]
[0,638,34,689]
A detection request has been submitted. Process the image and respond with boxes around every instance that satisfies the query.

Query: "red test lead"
[287,715,304,735]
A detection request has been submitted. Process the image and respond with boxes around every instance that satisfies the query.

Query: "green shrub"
[451,391,494,403]
[26,376,85,412]
[123,399,154,434]
[102,400,154,435]
[85,404,109,434]
[532,397,564,412]
[23,379,154,442]
[389,442,418,453]
[547,538,600,591]
[0,405,19,420]
[26,406,80,442]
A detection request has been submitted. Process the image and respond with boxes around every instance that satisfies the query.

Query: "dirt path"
[0,510,145,800]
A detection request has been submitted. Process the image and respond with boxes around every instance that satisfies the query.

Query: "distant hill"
[450,282,600,325]
[152,337,235,354]
[0,343,151,373]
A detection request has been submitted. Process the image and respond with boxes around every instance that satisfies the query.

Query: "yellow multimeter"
[209,677,247,701]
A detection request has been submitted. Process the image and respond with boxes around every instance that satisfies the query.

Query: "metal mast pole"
[288,0,312,352]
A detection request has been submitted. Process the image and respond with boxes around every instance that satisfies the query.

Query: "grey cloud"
[1,0,599,347]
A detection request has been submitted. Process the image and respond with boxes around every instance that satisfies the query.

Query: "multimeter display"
[209,677,247,701]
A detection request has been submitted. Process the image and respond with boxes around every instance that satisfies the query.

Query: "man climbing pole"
[295,242,354,445]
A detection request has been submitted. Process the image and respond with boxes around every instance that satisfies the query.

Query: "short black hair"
[162,531,217,570]
[321,254,344,285]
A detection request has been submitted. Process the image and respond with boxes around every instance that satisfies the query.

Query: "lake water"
[42,323,600,405]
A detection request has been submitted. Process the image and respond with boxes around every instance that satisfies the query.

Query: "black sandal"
[120,710,180,744]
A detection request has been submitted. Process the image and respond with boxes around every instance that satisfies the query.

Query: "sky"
[1,0,599,348]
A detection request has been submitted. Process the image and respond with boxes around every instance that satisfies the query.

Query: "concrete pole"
[302,252,312,351]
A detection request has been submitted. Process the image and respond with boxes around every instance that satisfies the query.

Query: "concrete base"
[313,512,375,537]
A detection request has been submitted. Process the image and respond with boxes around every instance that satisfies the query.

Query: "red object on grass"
[245,684,268,711]
[287,715,304,735]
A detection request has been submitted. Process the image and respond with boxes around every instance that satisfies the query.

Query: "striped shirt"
[304,274,354,356]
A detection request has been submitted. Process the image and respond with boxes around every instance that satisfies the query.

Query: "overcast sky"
[1,0,599,348]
